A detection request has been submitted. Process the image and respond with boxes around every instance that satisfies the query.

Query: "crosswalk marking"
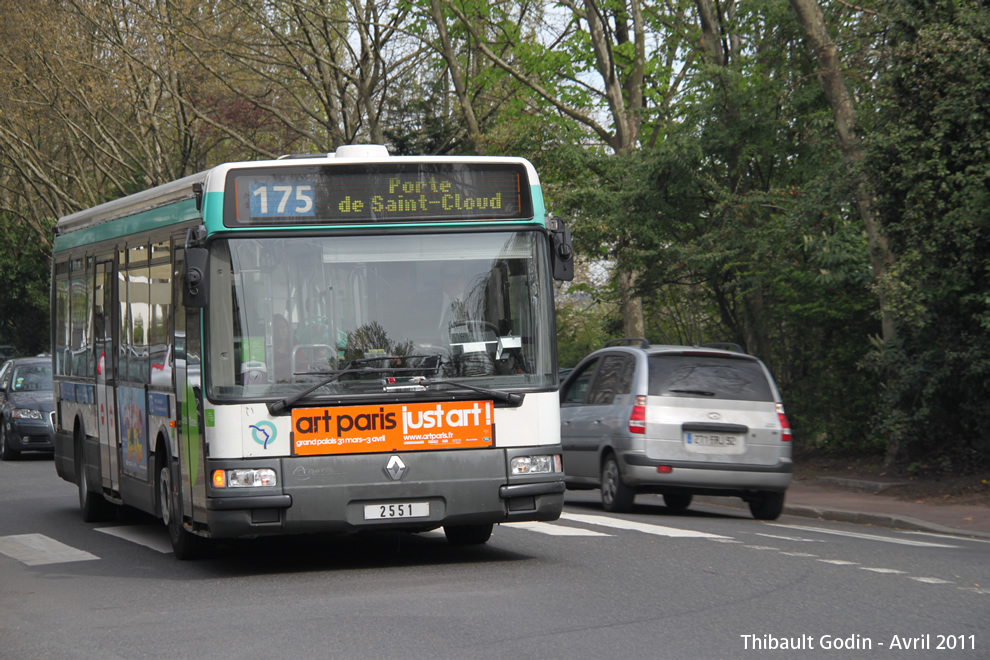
[96,526,173,553]
[768,524,959,548]
[559,512,729,539]
[0,534,99,566]
[506,521,611,536]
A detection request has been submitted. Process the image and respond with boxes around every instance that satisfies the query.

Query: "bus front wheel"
[156,451,208,560]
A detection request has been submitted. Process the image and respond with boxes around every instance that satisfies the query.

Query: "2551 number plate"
[364,502,430,520]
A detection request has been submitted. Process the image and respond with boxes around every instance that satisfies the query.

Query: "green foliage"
[866,2,990,469]
[0,215,51,356]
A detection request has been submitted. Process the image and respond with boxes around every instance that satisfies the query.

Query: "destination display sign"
[290,401,495,456]
[224,163,531,226]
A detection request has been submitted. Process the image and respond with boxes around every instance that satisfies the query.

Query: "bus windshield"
[206,230,555,400]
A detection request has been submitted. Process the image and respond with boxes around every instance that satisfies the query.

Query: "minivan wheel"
[663,493,693,512]
[749,491,786,520]
[601,455,635,512]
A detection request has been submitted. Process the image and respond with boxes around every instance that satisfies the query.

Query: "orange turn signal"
[212,470,226,488]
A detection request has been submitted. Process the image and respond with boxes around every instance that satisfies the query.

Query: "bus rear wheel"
[157,452,208,560]
[444,523,493,545]
[76,434,112,522]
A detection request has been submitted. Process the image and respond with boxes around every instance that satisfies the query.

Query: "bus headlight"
[213,468,277,488]
[510,454,562,475]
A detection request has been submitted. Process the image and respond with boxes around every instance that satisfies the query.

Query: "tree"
[434,0,698,336]
[866,1,990,470]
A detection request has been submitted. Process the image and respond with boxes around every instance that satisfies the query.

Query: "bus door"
[95,259,120,493]
[174,248,208,526]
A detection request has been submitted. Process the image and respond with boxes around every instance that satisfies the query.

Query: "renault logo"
[385,455,406,481]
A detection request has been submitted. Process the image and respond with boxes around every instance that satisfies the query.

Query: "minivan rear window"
[647,355,774,401]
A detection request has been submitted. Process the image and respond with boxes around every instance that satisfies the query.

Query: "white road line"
[817,559,859,565]
[0,534,99,566]
[743,545,780,551]
[900,531,990,544]
[96,526,173,553]
[769,524,958,548]
[959,587,990,595]
[755,533,822,543]
[506,522,611,536]
[779,552,818,557]
[859,567,907,574]
[910,577,954,584]
[559,512,730,539]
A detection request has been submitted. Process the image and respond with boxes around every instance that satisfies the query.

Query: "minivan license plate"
[685,432,744,449]
[364,502,429,520]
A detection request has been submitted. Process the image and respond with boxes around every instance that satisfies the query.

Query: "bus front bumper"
[202,447,565,538]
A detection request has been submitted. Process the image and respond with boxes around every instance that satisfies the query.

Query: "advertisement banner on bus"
[291,401,494,456]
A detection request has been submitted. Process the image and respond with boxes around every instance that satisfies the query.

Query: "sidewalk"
[700,477,990,540]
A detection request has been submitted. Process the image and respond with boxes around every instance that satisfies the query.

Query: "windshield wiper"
[668,388,716,397]
[411,377,523,405]
[267,354,443,415]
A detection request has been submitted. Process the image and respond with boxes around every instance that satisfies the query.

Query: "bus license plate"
[364,502,430,520]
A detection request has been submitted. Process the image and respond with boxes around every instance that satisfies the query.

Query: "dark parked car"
[559,339,792,519]
[0,357,55,460]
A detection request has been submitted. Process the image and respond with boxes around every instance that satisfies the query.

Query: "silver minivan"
[559,340,792,519]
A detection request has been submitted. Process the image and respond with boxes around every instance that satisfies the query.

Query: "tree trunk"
[789,0,900,463]
[789,0,896,344]
[617,269,645,339]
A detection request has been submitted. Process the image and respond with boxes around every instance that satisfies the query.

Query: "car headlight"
[510,454,562,475]
[11,409,44,420]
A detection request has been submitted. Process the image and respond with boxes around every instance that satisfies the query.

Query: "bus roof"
[54,146,542,243]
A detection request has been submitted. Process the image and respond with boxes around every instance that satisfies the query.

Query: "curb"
[695,497,990,541]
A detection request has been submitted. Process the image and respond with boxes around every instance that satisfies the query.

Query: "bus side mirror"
[183,248,209,308]
[549,217,574,282]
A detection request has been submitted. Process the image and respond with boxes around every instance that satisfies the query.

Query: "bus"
[52,144,574,558]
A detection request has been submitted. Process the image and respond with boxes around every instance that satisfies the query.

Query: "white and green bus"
[52,145,574,558]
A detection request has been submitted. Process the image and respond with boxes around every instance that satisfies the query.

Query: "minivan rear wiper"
[668,388,716,397]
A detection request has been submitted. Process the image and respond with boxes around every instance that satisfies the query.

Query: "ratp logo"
[250,421,277,449]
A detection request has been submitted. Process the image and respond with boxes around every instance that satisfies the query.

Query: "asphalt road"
[1,456,987,659]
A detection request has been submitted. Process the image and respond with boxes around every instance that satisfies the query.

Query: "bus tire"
[444,523,493,545]
[76,432,112,522]
[156,449,208,560]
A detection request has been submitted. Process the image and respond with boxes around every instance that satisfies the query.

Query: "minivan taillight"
[776,403,792,442]
[629,395,647,434]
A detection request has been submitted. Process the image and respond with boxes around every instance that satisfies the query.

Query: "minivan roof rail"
[605,337,650,348]
[699,342,746,353]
